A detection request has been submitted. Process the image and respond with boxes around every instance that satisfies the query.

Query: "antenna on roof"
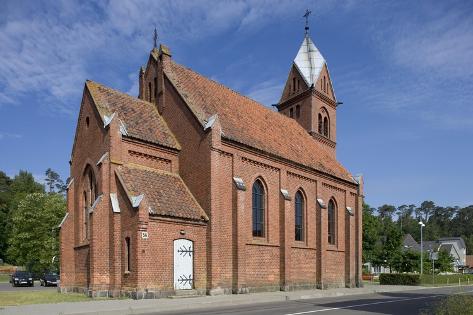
[303,9,312,36]
[153,26,158,49]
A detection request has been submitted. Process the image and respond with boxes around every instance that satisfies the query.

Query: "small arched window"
[295,105,300,118]
[323,76,326,92]
[148,82,152,102]
[295,191,304,241]
[293,77,296,92]
[323,117,329,137]
[154,77,158,100]
[318,114,323,134]
[289,107,294,118]
[252,180,265,237]
[328,199,336,245]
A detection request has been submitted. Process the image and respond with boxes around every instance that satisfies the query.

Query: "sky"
[0,0,472,208]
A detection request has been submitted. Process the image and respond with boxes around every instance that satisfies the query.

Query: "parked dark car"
[10,271,34,287]
[40,272,59,287]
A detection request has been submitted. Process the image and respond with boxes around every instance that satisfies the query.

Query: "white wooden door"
[174,239,193,290]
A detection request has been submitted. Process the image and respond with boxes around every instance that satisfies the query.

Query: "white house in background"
[402,235,467,272]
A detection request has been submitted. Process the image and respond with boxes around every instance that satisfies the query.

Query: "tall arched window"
[83,192,88,240]
[323,117,329,137]
[328,199,336,245]
[318,114,323,134]
[154,77,158,100]
[252,180,265,237]
[83,165,97,241]
[295,105,301,118]
[148,82,152,102]
[295,191,304,241]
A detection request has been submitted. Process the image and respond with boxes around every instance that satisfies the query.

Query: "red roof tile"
[86,80,180,150]
[163,61,353,182]
[116,164,208,222]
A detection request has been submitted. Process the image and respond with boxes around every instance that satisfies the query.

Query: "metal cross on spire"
[303,9,312,36]
[153,27,158,49]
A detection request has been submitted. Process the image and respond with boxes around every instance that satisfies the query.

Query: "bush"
[379,273,420,285]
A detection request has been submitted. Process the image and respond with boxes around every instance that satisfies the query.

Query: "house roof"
[293,35,326,87]
[402,234,420,251]
[439,237,466,249]
[116,164,208,222]
[86,80,180,150]
[163,60,354,183]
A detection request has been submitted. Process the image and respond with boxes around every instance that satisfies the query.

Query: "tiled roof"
[402,234,420,251]
[116,164,208,222]
[164,61,353,182]
[86,80,180,150]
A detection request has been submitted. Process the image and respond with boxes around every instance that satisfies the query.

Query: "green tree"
[6,193,65,273]
[0,171,12,260]
[45,168,66,194]
[362,203,380,264]
[435,249,454,273]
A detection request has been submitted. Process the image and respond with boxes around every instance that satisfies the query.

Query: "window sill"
[124,271,131,276]
[246,242,279,248]
[326,245,344,253]
[291,244,316,250]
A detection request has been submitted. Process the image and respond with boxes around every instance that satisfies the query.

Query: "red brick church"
[59,25,364,298]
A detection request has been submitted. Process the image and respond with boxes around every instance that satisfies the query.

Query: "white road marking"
[284,289,473,315]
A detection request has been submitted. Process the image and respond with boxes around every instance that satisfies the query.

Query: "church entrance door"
[173,239,194,290]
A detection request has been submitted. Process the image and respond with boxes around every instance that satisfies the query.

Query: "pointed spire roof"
[293,35,326,86]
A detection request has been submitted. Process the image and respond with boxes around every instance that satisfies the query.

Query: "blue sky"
[0,0,472,208]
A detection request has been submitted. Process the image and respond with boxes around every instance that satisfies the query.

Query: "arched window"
[83,192,88,240]
[295,191,304,241]
[323,76,326,92]
[154,77,158,100]
[289,107,294,118]
[328,199,336,245]
[323,117,329,137]
[148,82,152,102]
[318,114,323,134]
[293,77,296,92]
[295,105,300,118]
[83,165,97,240]
[252,180,265,237]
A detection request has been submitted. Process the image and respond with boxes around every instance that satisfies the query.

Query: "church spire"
[303,9,311,36]
[153,27,158,49]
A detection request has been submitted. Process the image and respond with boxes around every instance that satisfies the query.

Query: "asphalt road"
[0,281,56,292]
[151,286,473,315]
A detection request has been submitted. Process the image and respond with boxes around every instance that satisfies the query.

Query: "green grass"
[0,274,10,283]
[420,274,473,286]
[423,293,473,314]
[0,291,98,306]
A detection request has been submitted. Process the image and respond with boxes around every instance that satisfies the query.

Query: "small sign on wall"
[141,231,149,239]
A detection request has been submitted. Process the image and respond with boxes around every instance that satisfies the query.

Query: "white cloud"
[246,79,284,107]
[0,0,331,115]
[0,132,22,140]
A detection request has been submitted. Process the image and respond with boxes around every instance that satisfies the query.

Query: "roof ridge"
[168,61,277,113]
[86,79,155,107]
[122,162,179,178]
[167,61,318,135]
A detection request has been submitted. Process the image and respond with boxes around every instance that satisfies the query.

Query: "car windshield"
[46,273,58,277]
[14,272,30,277]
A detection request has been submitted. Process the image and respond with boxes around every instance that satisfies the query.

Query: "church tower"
[277,13,338,156]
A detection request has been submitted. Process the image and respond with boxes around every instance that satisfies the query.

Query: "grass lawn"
[421,274,473,286]
[0,274,10,283]
[0,291,103,306]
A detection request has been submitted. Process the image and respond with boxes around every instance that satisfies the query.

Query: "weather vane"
[303,9,312,35]
[153,26,158,49]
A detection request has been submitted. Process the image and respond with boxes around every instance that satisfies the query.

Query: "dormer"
[277,34,338,156]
